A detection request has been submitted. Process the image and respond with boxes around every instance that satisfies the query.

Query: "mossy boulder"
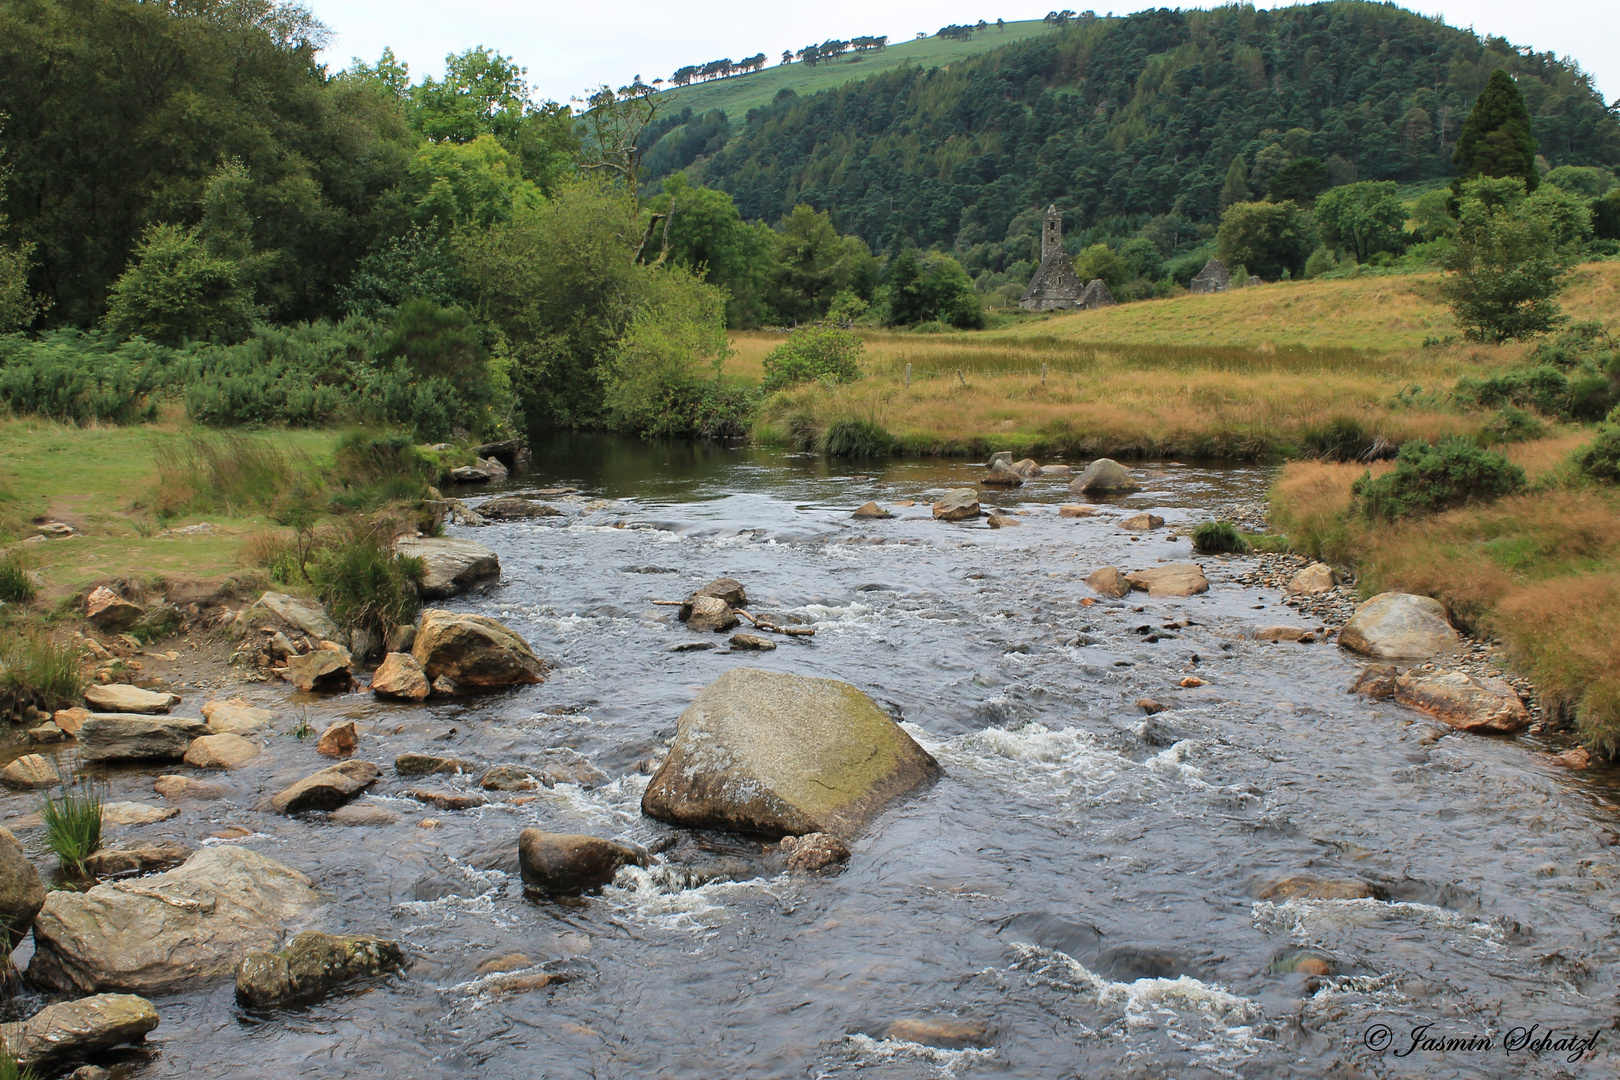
[641,668,941,838]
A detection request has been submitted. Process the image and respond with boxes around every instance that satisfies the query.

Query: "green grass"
[0,1055,40,1080]
[652,19,1059,120]
[41,780,103,877]
[0,629,85,711]
[1191,521,1250,554]
[0,550,34,603]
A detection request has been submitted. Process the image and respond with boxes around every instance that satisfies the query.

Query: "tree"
[644,175,779,328]
[1453,69,1538,195]
[1073,244,1130,290]
[0,142,41,330]
[377,298,489,408]
[884,251,983,328]
[602,266,733,437]
[578,83,660,192]
[1216,200,1311,280]
[103,223,259,344]
[408,136,543,231]
[1268,159,1328,204]
[1219,155,1249,211]
[1314,181,1407,263]
[771,205,876,323]
[1440,177,1589,341]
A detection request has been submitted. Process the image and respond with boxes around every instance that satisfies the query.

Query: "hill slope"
[643,2,1620,274]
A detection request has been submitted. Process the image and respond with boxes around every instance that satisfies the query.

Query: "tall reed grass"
[0,629,85,711]
[155,433,317,515]
[41,779,103,877]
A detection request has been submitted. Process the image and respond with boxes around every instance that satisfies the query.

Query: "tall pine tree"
[1219,155,1250,211]
[1453,69,1539,195]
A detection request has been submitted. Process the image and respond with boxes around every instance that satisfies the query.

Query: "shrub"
[40,780,102,877]
[0,330,172,423]
[0,550,34,603]
[308,523,423,640]
[1575,423,1620,483]
[103,222,259,346]
[1190,520,1249,554]
[761,326,863,392]
[0,629,85,711]
[1485,406,1545,443]
[820,417,894,458]
[1299,417,1369,460]
[1352,438,1526,519]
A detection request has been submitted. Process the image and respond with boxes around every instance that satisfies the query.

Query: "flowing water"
[12,436,1620,1078]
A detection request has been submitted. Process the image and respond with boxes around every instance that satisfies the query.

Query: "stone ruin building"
[1188,258,1232,293]
[1019,205,1117,312]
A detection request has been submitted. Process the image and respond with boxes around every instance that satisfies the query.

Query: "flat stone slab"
[84,685,179,714]
[271,761,380,814]
[201,700,276,735]
[101,802,179,826]
[183,734,260,769]
[79,714,211,763]
[1393,669,1530,734]
[395,536,501,599]
[235,592,339,642]
[1126,565,1209,597]
[0,992,160,1067]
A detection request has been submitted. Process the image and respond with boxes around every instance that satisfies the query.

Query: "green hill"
[652,20,1055,121]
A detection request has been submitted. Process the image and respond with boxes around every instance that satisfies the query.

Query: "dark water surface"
[23,436,1620,1078]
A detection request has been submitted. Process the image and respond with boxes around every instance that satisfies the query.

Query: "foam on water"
[1011,942,1262,1031]
[604,865,778,932]
[836,1033,996,1077]
[1251,897,1510,955]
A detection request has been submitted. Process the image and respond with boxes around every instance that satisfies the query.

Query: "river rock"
[286,648,353,693]
[0,826,45,949]
[641,668,942,838]
[82,843,192,877]
[395,536,501,599]
[406,788,488,811]
[1126,564,1209,597]
[1338,593,1458,659]
[79,714,210,763]
[1254,626,1316,643]
[53,707,91,735]
[154,775,225,800]
[449,464,491,484]
[183,733,259,769]
[235,931,404,1009]
[85,587,145,633]
[479,764,539,792]
[385,624,417,654]
[517,830,646,894]
[880,1018,993,1050]
[235,591,340,642]
[1393,669,1530,734]
[329,804,398,826]
[395,753,475,777]
[412,609,548,689]
[29,722,67,743]
[1286,563,1337,596]
[690,577,747,608]
[1257,875,1380,901]
[307,722,352,760]
[1349,664,1399,699]
[270,761,380,814]
[29,847,320,994]
[84,684,178,714]
[1041,464,1072,475]
[1010,458,1041,479]
[478,497,562,520]
[987,452,1012,467]
[2,753,60,789]
[985,513,1019,528]
[101,802,178,826]
[370,651,431,700]
[729,633,776,651]
[852,501,893,519]
[1059,504,1098,517]
[1119,512,1165,531]
[200,699,275,735]
[932,489,980,521]
[981,460,1024,486]
[685,596,738,633]
[0,993,160,1068]
[779,832,850,872]
[1070,458,1139,494]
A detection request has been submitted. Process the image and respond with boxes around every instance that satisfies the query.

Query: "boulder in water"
[79,713,210,763]
[84,684,178,714]
[684,596,738,633]
[81,843,192,877]
[412,609,548,689]
[1125,564,1209,597]
[286,648,353,693]
[394,536,500,599]
[980,460,1024,486]
[315,719,356,757]
[235,932,404,1008]
[201,699,274,734]
[2,753,60,790]
[1349,664,1400,699]
[0,993,160,1068]
[641,668,942,838]
[477,497,563,520]
[779,832,850,872]
[1338,593,1458,659]
[932,489,980,521]
[0,826,45,949]
[1118,513,1165,532]
[1070,458,1139,494]
[270,761,380,813]
[1010,458,1041,479]
[1393,669,1530,734]
[517,830,647,893]
[851,501,893,519]
[28,847,320,994]
[370,651,430,700]
[182,733,259,769]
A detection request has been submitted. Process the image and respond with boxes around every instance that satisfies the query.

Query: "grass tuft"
[0,629,86,711]
[40,779,103,877]
[308,521,423,639]
[155,433,317,516]
[0,550,35,603]
[1190,520,1250,554]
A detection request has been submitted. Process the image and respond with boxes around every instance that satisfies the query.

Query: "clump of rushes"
[0,629,86,711]
[0,1052,41,1080]
[40,779,103,878]
[0,550,34,603]
[308,521,423,640]
[1191,520,1250,554]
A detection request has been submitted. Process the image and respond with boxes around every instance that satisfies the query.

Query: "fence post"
[1041,362,1048,385]
[905,363,911,388]
[956,368,966,387]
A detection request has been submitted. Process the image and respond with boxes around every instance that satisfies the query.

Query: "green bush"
[309,524,423,640]
[1485,406,1546,443]
[0,550,34,603]
[761,326,863,392]
[1352,437,1526,519]
[1298,417,1369,460]
[0,629,85,711]
[40,780,102,877]
[820,416,894,458]
[1575,423,1620,483]
[1190,520,1249,554]
[0,330,173,423]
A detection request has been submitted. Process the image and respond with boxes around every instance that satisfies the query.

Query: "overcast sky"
[308,0,1618,106]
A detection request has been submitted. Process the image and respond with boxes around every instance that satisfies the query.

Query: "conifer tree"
[1453,69,1539,195]
[1219,155,1250,210]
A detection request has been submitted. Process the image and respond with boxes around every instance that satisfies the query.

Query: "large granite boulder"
[394,536,500,599]
[641,668,942,838]
[234,591,339,642]
[981,460,1024,486]
[286,648,353,693]
[1126,565,1210,597]
[412,609,548,689]
[79,714,210,763]
[28,847,320,994]
[84,684,178,714]
[235,931,403,1008]
[1393,670,1531,734]
[0,826,45,949]
[932,489,980,521]
[1070,459,1139,495]
[85,587,144,633]
[271,761,380,814]
[1339,593,1458,659]
[517,830,647,893]
[0,993,160,1068]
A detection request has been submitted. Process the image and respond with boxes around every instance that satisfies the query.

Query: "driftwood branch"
[735,610,815,637]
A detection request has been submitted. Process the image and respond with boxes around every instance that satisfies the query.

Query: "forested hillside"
[649,2,1619,270]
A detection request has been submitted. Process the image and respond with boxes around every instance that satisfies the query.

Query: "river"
[15,436,1620,1078]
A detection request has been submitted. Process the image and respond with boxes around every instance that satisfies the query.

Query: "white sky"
[308,0,1618,106]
